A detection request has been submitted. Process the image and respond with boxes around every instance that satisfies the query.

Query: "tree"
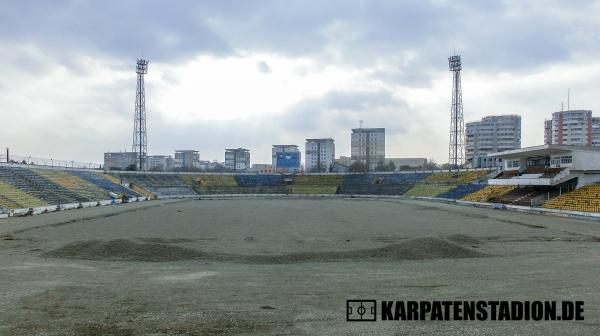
[375,159,396,172]
[421,159,439,171]
[125,164,137,171]
[149,164,164,172]
[348,161,367,172]
[387,161,396,171]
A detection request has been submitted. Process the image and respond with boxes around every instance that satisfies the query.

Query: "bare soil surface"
[0,197,598,335]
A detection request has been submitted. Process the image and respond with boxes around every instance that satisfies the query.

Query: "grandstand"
[3,163,600,215]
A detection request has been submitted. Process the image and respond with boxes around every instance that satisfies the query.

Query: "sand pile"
[44,239,204,262]
[44,237,485,263]
[239,237,485,264]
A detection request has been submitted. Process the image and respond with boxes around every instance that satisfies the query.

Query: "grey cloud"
[257,61,271,74]
[146,89,415,163]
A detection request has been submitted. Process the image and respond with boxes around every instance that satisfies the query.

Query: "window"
[560,156,572,164]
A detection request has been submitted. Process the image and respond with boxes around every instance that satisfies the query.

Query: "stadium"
[2,2,600,334]
[0,164,599,334]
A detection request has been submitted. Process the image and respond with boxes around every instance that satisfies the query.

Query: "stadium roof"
[487,144,600,159]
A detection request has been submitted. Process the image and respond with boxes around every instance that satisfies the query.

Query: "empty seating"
[0,181,47,209]
[116,173,194,196]
[437,184,487,199]
[462,185,514,202]
[0,166,86,204]
[404,171,489,197]
[71,171,139,197]
[489,187,550,205]
[337,173,431,195]
[234,175,284,187]
[178,175,240,194]
[543,184,600,212]
[292,175,342,194]
[32,168,110,201]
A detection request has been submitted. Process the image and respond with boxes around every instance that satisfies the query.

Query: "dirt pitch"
[0,197,598,335]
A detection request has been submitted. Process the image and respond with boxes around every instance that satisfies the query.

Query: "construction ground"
[0,197,598,335]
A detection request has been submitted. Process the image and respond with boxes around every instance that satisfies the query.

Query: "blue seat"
[437,184,487,199]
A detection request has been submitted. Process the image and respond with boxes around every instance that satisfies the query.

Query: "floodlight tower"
[132,58,149,171]
[448,54,465,169]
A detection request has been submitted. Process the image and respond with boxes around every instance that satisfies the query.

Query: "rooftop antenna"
[359,120,363,129]
[567,88,570,111]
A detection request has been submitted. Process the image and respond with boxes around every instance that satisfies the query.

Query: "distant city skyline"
[2,1,600,164]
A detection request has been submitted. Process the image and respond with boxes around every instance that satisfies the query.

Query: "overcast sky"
[1,0,600,164]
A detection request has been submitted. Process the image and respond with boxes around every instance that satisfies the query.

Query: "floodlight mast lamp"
[132,59,149,171]
[448,55,465,169]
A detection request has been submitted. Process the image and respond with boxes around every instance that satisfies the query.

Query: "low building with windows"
[224,148,250,172]
[146,155,174,171]
[487,144,600,188]
[104,152,138,170]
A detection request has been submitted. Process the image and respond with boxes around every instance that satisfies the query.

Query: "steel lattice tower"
[132,58,149,171]
[448,55,465,168]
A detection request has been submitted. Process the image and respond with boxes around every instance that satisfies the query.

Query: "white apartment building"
[544,110,593,146]
[305,138,335,172]
[351,128,385,171]
[466,115,521,168]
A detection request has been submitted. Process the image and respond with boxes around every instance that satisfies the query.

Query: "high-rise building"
[545,110,593,146]
[174,150,200,170]
[305,138,335,172]
[225,148,250,172]
[351,128,385,171]
[104,152,138,170]
[272,145,301,173]
[465,115,521,168]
